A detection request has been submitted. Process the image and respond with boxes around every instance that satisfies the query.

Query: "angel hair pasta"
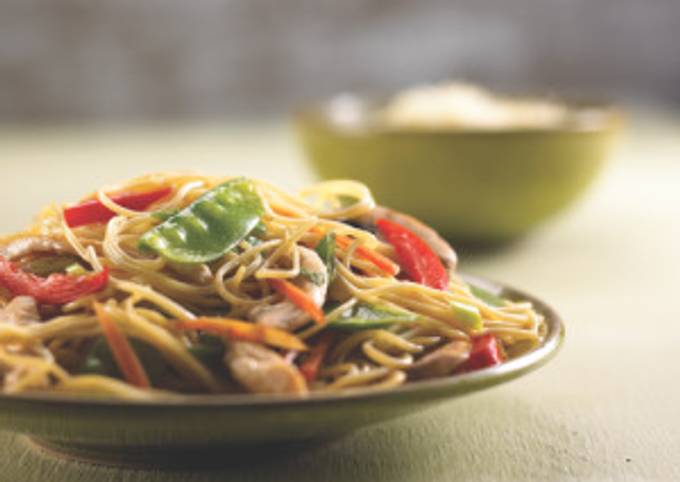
[0,173,545,400]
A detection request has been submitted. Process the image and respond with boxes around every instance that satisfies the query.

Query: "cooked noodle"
[0,173,545,399]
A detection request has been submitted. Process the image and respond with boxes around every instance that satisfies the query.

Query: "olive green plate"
[0,275,563,466]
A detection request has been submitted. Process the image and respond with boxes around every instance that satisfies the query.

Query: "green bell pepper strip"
[315,232,336,283]
[329,303,418,331]
[138,178,264,264]
[469,284,506,307]
[451,301,483,330]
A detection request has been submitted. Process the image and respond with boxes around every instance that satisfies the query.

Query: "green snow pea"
[315,232,336,282]
[139,178,264,263]
[329,303,418,331]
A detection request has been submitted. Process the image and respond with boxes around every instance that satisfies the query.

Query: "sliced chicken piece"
[357,206,458,276]
[0,236,69,261]
[225,341,307,395]
[0,297,45,388]
[0,296,41,326]
[407,340,471,380]
[249,246,329,331]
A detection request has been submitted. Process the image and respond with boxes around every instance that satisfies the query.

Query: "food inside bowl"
[0,173,546,400]
[379,82,573,130]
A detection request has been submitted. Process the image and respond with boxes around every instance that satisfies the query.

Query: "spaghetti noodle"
[0,173,545,399]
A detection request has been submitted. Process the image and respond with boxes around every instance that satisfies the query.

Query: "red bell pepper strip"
[299,332,333,383]
[93,302,151,389]
[0,256,109,305]
[375,218,449,290]
[64,187,172,228]
[458,334,504,372]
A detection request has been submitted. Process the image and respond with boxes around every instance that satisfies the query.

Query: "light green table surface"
[0,118,679,481]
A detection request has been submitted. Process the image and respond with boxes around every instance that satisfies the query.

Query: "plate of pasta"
[0,173,563,463]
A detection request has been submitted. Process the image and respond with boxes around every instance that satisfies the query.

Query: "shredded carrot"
[175,317,308,351]
[269,278,325,325]
[299,332,334,383]
[93,302,150,389]
[334,234,399,276]
[308,226,399,277]
[267,214,399,277]
[271,205,301,217]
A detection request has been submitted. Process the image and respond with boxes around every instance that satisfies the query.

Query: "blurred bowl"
[295,93,622,245]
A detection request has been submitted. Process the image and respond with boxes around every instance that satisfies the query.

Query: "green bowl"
[296,94,622,245]
[0,275,563,467]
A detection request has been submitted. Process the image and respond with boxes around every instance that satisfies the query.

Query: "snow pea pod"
[139,178,264,263]
[329,303,417,331]
[315,232,336,282]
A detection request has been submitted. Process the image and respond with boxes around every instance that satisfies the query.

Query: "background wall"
[1,0,679,122]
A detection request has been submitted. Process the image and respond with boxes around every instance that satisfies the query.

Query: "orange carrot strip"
[299,332,334,383]
[269,278,325,325]
[308,226,399,277]
[271,205,301,217]
[175,318,308,351]
[93,302,150,389]
[334,234,399,276]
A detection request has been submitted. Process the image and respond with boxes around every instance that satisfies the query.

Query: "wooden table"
[0,118,678,481]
